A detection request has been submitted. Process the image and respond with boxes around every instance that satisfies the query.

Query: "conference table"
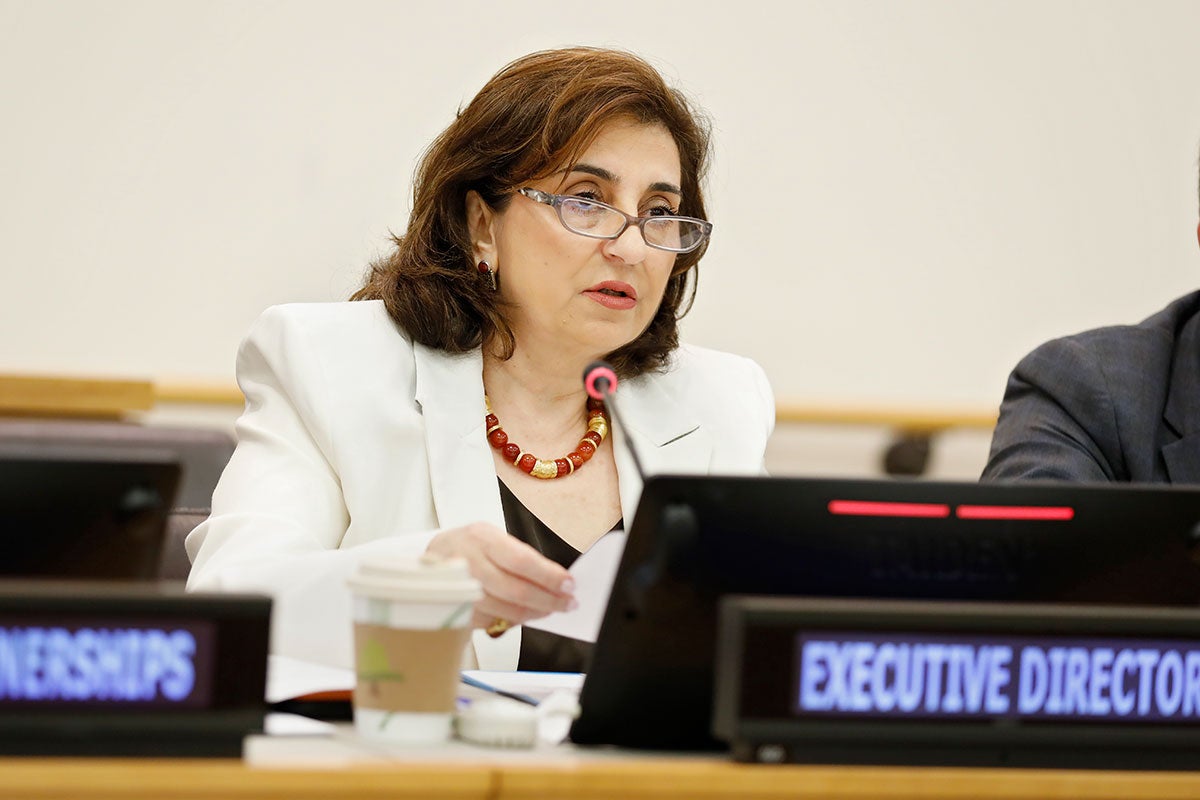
[5,730,1200,800]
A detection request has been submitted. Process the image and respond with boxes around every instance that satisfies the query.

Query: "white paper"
[266,654,354,703]
[264,712,338,736]
[524,530,627,643]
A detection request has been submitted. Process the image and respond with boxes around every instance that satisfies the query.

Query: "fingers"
[486,536,575,599]
[477,571,556,619]
[426,522,577,628]
[474,537,576,622]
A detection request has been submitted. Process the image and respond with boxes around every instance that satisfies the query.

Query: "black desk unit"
[0,580,270,756]
[714,596,1200,768]
[571,475,1200,757]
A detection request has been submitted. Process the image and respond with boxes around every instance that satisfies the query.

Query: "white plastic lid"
[456,698,538,748]
[347,554,482,604]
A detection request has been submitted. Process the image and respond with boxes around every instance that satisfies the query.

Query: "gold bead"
[531,459,558,479]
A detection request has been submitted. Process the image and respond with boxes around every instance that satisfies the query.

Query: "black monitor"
[569,475,1200,750]
[0,445,180,580]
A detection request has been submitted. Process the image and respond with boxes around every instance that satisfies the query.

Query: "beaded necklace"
[485,396,609,479]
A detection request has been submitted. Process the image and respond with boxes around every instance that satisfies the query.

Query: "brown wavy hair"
[351,47,712,377]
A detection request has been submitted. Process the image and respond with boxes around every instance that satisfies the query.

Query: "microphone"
[582,361,697,612]
[582,360,645,481]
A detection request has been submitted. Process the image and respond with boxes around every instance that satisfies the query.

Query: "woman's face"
[475,118,684,364]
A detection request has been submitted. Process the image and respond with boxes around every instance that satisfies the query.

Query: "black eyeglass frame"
[516,187,712,254]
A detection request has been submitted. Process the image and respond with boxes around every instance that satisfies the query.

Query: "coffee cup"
[347,555,481,744]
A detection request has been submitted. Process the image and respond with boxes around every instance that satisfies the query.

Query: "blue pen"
[459,673,540,706]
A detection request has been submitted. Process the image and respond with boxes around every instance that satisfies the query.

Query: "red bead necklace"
[485,396,609,479]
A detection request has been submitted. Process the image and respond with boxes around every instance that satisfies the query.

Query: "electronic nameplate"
[714,596,1200,769]
[0,580,270,757]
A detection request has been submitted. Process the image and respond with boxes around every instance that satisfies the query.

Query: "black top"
[497,479,621,673]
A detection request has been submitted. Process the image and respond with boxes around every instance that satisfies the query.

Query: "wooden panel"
[2,757,1200,799]
[154,381,244,406]
[496,761,1200,800]
[0,759,493,800]
[148,379,998,434]
[0,374,154,418]
[774,403,996,433]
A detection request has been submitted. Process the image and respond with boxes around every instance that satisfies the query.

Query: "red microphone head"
[583,361,618,400]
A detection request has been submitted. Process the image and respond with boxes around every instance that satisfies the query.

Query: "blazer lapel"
[412,344,504,530]
[614,371,714,526]
[413,343,521,670]
[1161,315,1200,484]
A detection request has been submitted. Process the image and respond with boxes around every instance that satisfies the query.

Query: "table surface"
[5,732,1200,800]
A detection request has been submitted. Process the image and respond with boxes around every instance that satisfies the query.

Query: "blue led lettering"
[985,646,1012,713]
[942,645,965,713]
[1017,646,1047,714]
[1111,649,1137,715]
[847,642,873,712]
[894,644,922,712]
[1186,653,1200,715]
[1136,650,1158,715]
[1063,647,1089,714]
[1088,647,1113,715]
[870,643,898,712]
[162,630,196,702]
[799,640,833,711]
[922,645,945,712]
[0,626,198,703]
[1156,651,1184,716]
[1044,647,1065,713]
[798,636,1200,721]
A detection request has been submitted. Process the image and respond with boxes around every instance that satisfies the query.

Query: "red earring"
[477,260,497,291]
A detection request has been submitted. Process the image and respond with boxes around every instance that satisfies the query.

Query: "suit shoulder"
[1024,291,1200,368]
[1001,301,1185,453]
[667,343,770,388]
[252,300,399,334]
[655,345,775,428]
[246,300,412,353]
[1019,291,1200,375]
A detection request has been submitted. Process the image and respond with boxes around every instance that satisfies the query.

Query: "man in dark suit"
[982,156,1200,484]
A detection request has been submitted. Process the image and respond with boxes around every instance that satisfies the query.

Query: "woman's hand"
[425,522,577,631]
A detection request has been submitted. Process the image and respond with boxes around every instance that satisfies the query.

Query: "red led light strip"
[955,505,1075,521]
[827,500,1075,521]
[827,500,951,518]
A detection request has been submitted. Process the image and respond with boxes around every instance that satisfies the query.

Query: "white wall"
[3,1,1199,466]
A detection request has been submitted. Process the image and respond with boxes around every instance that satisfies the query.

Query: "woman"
[186,48,775,672]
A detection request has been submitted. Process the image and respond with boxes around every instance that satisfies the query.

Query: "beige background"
[3,0,1199,477]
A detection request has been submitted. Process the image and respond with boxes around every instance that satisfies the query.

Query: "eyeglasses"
[516,188,712,254]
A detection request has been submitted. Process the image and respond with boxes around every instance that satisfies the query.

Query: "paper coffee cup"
[347,555,482,744]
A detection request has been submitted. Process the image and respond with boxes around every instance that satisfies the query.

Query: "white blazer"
[186,301,775,670]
